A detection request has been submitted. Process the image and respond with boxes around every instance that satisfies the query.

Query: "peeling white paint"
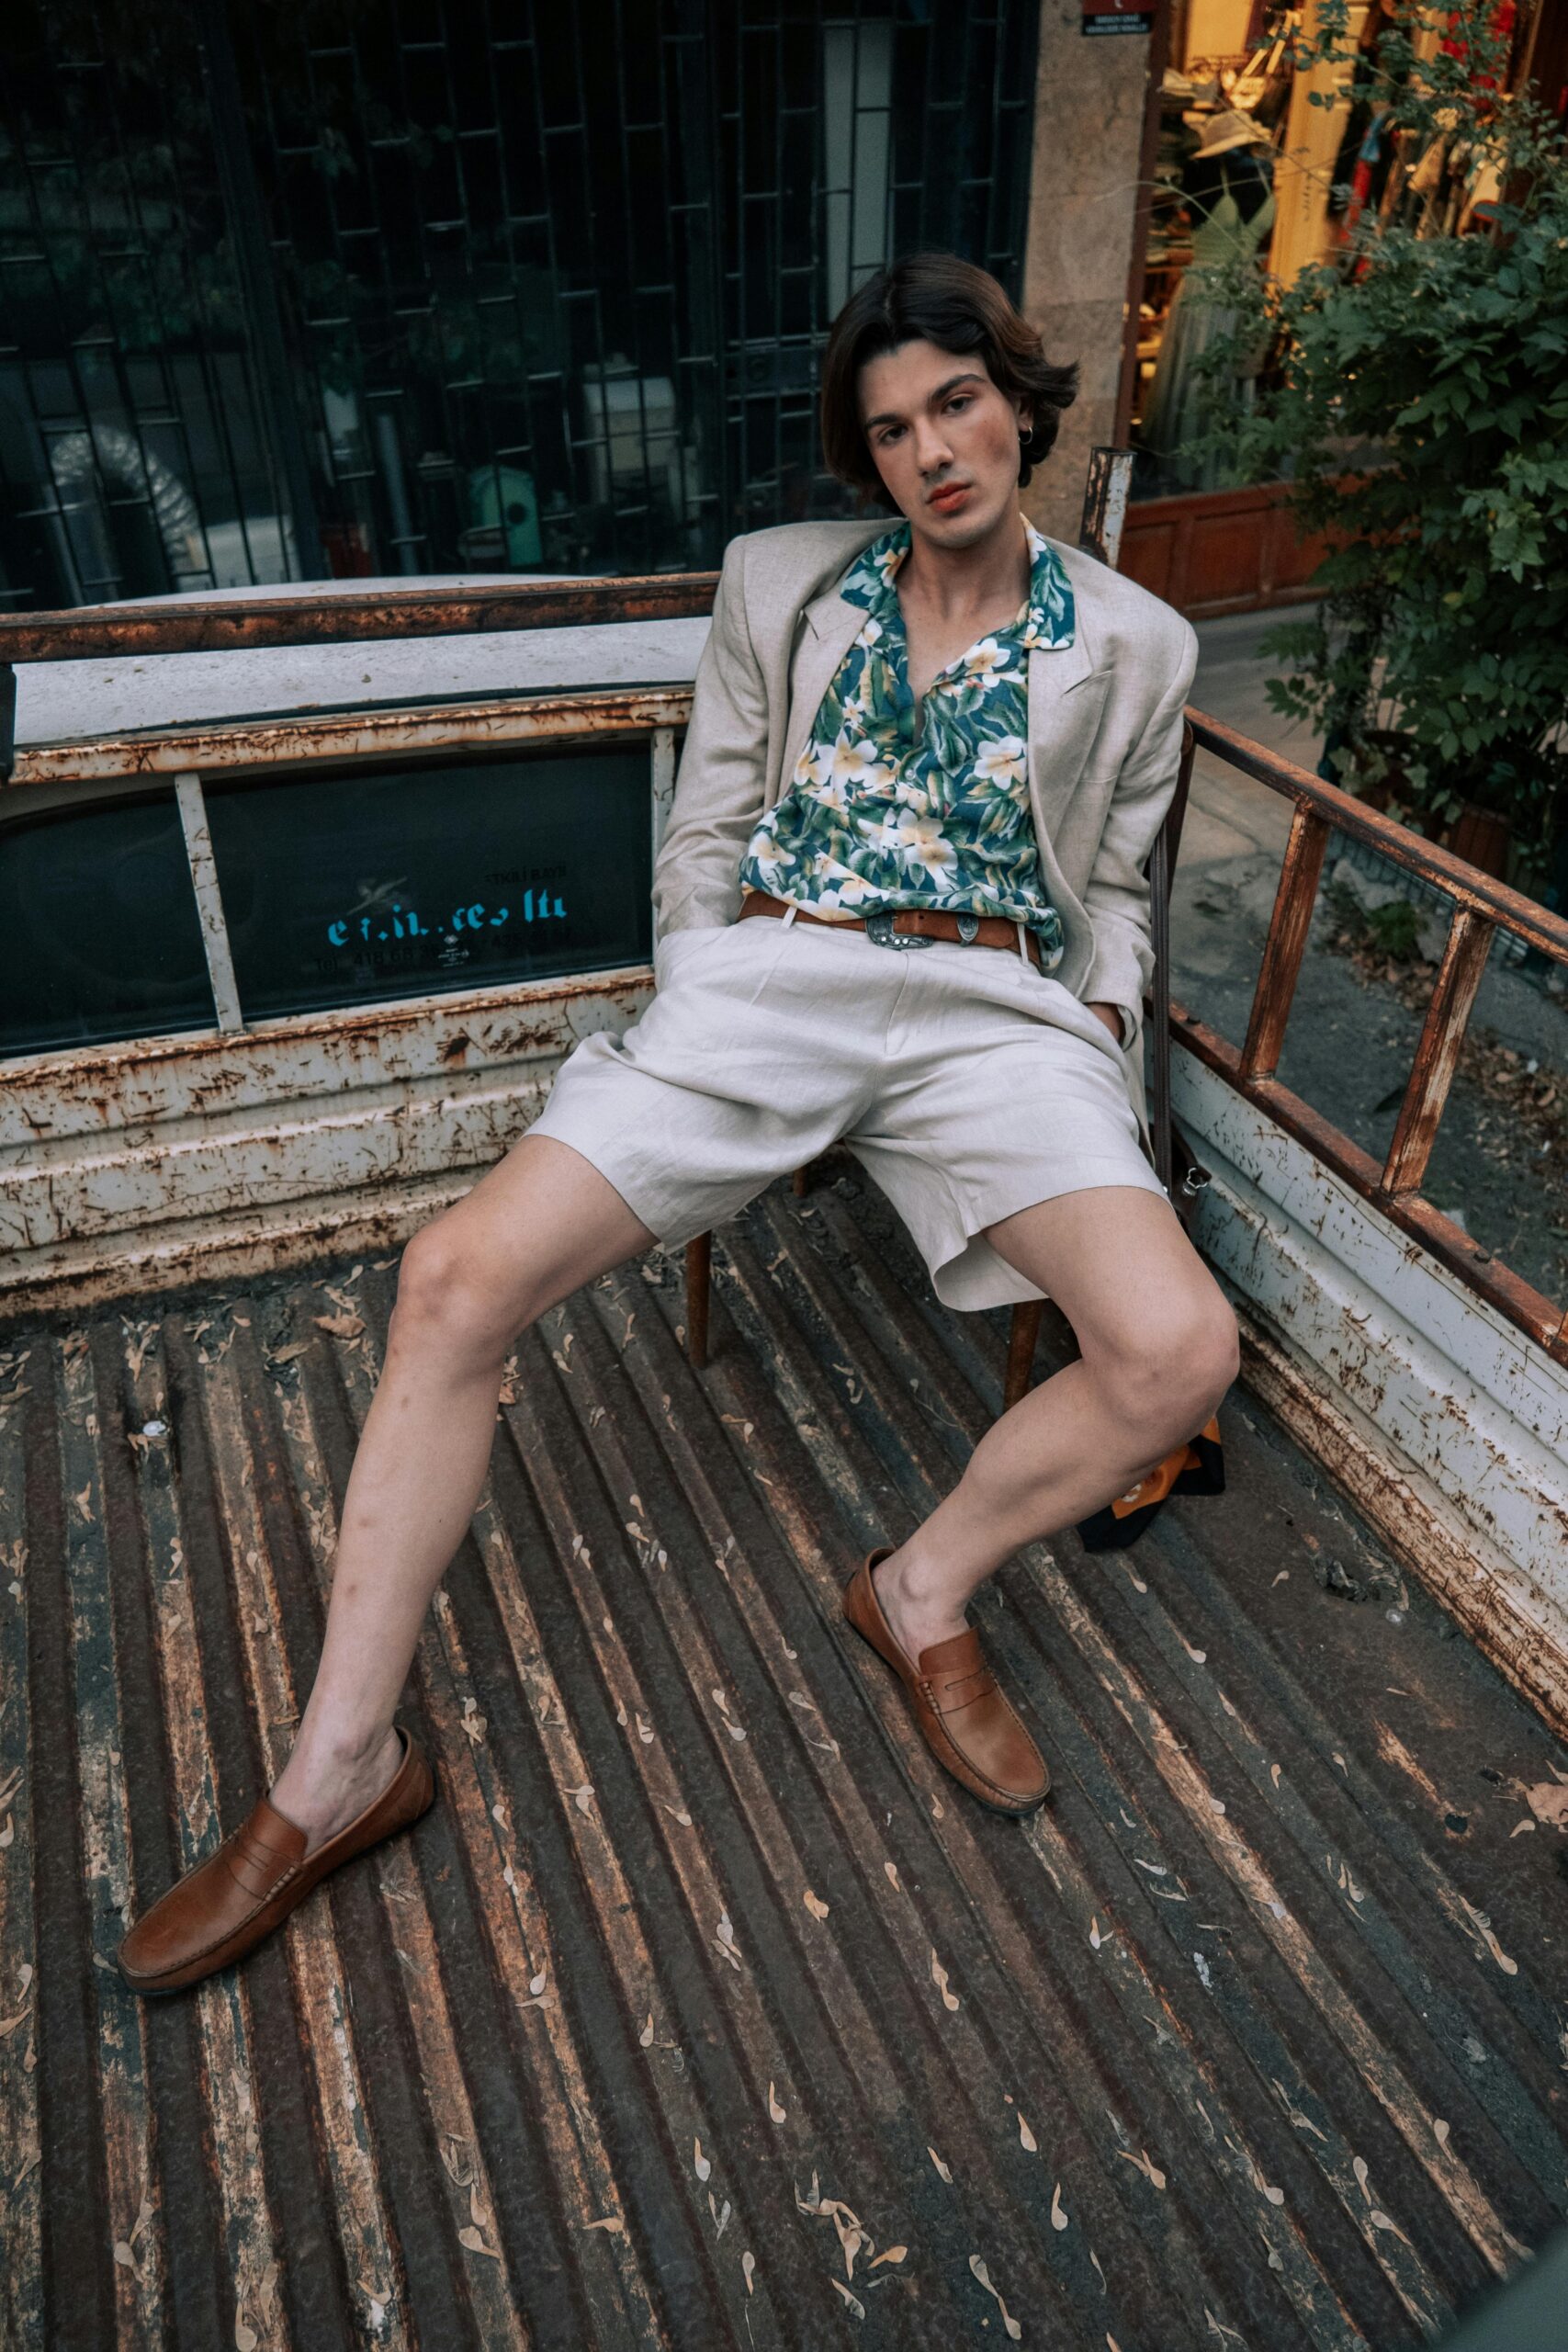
[1175,1048,1568,1652]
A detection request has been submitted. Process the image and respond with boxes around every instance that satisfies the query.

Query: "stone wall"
[1019,0,1155,546]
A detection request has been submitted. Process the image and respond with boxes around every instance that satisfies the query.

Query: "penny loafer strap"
[224,1799,307,1901]
[928,1662,998,1715]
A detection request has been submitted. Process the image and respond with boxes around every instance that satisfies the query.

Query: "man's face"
[857,339,1031,549]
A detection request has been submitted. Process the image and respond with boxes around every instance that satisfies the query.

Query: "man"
[118,253,1237,1995]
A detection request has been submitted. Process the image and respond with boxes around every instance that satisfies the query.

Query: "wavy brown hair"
[819,252,1078,514]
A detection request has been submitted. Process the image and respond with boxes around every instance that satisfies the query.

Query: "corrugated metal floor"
[2,1165,1566,2351]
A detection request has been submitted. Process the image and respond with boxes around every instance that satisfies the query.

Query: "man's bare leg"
[268,1135,655,1853]
[871,1186,1239,1665]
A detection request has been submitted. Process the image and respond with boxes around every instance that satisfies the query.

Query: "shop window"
[201,744,654,1024]
[822,16,894,316]
[1134,2,1295,499]
[0,791,214,1059]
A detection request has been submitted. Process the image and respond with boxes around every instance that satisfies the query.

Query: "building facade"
[1,0,1049,606]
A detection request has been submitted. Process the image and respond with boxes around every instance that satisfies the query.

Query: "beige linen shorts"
[529,915,1165,1310]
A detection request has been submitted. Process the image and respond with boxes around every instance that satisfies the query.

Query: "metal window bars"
[2,0,1038,608]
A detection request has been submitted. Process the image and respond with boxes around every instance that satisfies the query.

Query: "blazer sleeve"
[650,532,769,937]
[1077,615,1199,1035]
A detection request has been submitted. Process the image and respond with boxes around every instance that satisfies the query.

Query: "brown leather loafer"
[842,1548,1049,1815]
[117,1721,436,1996]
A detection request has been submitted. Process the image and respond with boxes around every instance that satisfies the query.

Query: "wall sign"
[1082,0,1154,32]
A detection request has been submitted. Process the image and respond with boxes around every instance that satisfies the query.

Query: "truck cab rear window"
[0,791,214,1058]
[1,741,653,1061]
[202,744,651,1023]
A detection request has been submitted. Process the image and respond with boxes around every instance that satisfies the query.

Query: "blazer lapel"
[775,581,867,800]
[1027,612,1106,848]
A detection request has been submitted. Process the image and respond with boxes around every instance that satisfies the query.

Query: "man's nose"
[915,421,955,472]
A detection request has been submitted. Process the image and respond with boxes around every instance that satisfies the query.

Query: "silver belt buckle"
[864,910,932,952]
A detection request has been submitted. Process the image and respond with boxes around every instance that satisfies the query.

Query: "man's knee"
[392,1215,538,1359]
[1093,1288,1239,1442]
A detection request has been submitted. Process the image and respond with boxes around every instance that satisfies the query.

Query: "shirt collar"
[840,511,1076,650]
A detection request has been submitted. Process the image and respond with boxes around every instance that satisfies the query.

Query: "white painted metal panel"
[0,969,649,1311]
[1174,1046,1568,1646]
[13,617,710,749]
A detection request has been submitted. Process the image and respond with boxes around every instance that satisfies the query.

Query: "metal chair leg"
[684,1232,712,1368]
[1002,1300,1043,1413]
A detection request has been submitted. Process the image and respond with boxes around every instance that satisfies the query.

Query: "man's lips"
[929,483,971,509]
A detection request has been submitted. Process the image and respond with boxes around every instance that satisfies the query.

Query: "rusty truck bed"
[2,1164,1565,2351]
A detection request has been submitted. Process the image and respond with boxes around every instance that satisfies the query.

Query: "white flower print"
[886,811,958,880]
[825,732,893,793]
[964,637,1010,680]
[972,736,1027,787]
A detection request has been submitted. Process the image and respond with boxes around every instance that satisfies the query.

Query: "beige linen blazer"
[650,514,1198,1145]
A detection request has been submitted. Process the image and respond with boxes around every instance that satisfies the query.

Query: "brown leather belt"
[737,888,1043,969]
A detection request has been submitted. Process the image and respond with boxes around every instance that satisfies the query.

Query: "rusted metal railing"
[1182,712,1568,1365]
[4,573,1564,1363]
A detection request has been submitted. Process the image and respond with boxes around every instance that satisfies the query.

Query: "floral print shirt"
[736,514,1074,967]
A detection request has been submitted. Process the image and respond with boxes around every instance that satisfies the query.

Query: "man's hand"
[1087,999,1124,1044]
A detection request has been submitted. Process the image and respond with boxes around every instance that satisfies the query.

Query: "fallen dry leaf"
[1118,2147,1167,2190]
[1523,1781,1568,1830]
[968,2254,1022,2342]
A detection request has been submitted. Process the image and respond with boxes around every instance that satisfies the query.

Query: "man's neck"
[896,505,1031,629]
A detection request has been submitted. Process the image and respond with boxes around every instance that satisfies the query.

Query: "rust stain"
[0,572,717,665]
[8,687,694,791]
